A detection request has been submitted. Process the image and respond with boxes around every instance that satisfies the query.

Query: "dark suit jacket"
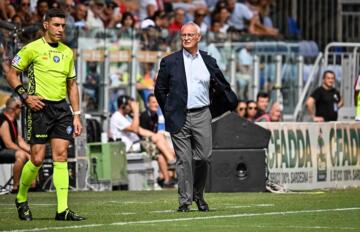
[155,50,237,133]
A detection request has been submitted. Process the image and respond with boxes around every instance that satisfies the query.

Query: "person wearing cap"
[6,8,85,221]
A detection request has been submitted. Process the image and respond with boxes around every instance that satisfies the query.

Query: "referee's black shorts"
[27,99,74,144]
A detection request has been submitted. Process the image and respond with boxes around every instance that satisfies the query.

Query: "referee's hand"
[25,96,45,111]
[73,116,82,137]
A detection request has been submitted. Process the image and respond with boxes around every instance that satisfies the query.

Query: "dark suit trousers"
[170,107,212,206]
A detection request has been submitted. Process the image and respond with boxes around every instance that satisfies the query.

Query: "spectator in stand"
[117,11,137,39]
[140,94,176,188]
[255,91,270,118]
[211,1,230,34]
[73,3,88,30]
[86,0,106,29]
[0,96,31,193]
[226,0,277,37]
[16,0,33,26]
[139,0,157,21]
[59,0,76,47]
[193,7,208,34]
[245,0,278,37]
[31,0,49,23]
[110,95,176,169]
[0,0,15,21]
[255,101,282,122]
[103,0,122,28]
[306,70,343,122]
[235,100,247,118]
[207,19,226,42]
[168,7,185,32]
[245,100,258,122]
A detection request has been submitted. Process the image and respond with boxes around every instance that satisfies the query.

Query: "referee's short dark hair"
[43,8,66,21]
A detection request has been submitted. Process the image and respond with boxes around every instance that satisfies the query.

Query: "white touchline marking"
[226,204,274,209]
[254,224,359,230]
[4,207,360,232]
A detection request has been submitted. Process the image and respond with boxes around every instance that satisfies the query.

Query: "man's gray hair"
[181,22,201,34]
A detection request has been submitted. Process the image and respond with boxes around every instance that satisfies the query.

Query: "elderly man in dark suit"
[155,22,237,212]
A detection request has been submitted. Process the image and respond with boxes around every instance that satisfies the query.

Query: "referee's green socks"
[53,162,69,213]
[16,160,41,203]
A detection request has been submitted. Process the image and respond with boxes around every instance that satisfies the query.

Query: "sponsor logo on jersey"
[66,126,73,135]
[53,56,60,63]
[12,55,21,66]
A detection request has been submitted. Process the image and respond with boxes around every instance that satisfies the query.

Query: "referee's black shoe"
[15,200,32,221]
[55,208,86,221]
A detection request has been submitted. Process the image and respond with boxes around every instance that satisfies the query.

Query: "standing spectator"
[255,91,269,118]
[306,70,343,122]
[0,96,31,193]
[245,100,258,122]
[59,0,76,47]
[235,100,247,118]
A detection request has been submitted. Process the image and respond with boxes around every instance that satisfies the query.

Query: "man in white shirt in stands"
[110,95,176,187]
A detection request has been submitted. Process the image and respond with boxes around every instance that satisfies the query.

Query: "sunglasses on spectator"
[238,107,246,111]
[248,107,257,110]
[22,2,30,6]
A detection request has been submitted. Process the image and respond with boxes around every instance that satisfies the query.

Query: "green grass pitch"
[1,188,360,231]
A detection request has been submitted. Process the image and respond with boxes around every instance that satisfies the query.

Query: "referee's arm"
[67,78,82,137]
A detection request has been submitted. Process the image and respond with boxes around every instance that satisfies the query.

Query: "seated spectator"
[226,0,278,37]
[0,0,15,21]
[16,0,32,26]
[110,95,177,187]
[140,94,176,187]
[193,7,208,34]
[211,1,230,34]
[245,0,279,37]
[255,101,282,122]
[117,11,137,39]
[168,7,185,33]
[0,96,31,193]
[245,100,258,122]
[31,0,49,24]
[235,100,247,118]
[73,3,88,30]
[255,91,270,118]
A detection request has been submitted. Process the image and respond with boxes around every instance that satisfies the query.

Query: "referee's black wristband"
[14,84,29,101]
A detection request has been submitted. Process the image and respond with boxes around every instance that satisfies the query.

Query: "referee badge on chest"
[53,56,60,63]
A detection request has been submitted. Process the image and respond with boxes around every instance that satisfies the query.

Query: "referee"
[6,8,84,221]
